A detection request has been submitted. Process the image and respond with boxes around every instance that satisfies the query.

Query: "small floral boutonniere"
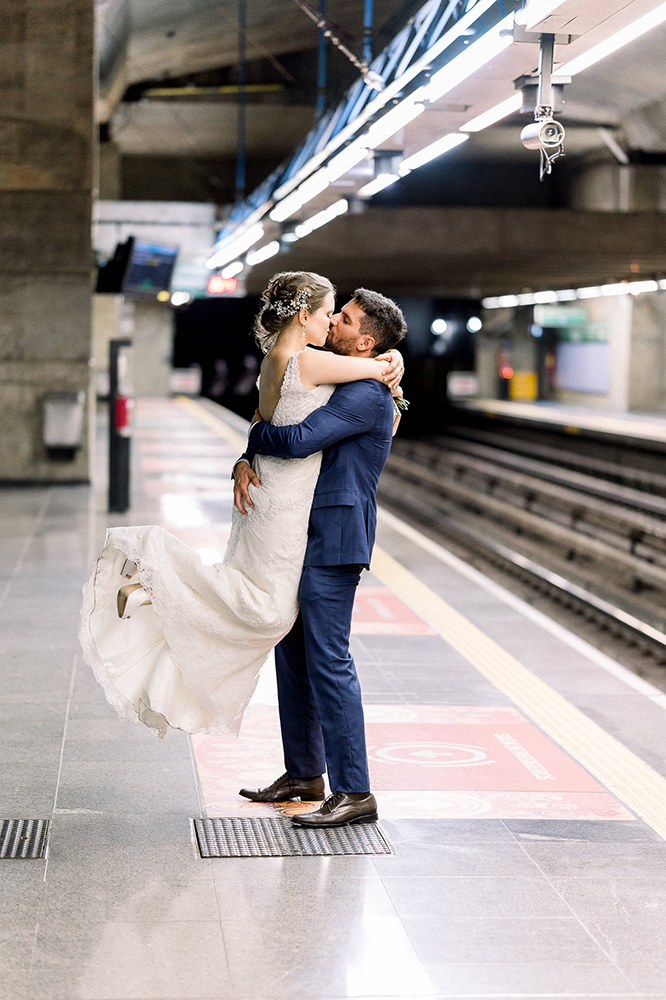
[393,396,410,418]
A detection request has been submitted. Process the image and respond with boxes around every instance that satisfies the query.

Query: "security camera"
[520,117,565,151]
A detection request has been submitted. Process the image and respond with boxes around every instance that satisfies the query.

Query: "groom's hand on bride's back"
[234,461,261,514]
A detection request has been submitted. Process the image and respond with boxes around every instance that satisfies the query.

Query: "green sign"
[534,304,609,343]
[534,305,588,327]
[558,320,609,343]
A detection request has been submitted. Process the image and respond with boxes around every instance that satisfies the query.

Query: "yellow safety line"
[370,545,666,840]
[175,396,249,453]
[175,394,666,838]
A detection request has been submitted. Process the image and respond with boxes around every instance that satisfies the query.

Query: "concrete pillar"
[628,292,666,413]
[132,302,173,397]
[99,141,122,200]
[0,0,94,481]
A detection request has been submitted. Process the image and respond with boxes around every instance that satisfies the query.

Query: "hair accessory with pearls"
[270,287,311,319]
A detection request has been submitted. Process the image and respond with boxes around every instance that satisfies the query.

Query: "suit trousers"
[274,564,371,794]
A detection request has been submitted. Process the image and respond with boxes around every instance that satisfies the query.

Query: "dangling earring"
[301,322,307,337]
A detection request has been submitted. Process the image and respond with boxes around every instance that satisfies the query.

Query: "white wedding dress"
[80,354,335,738]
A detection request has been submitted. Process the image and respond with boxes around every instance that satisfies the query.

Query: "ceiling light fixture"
[246,241,281,266]
[357,173,400,197]
[365,94,426,148]
[483,279,666,308]
[269,169,331,222]
[423,14,515,104]
[221,261,244,278]
[206,223,264,269]
[514,0,567,29]
[461,93,523,132]
[398,133,468,175]
[559,1,666,76]
[326,140,371,181]
[293,199,349,240]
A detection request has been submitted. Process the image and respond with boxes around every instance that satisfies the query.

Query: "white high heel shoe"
[120,559,138,580]
[117,583,152,620]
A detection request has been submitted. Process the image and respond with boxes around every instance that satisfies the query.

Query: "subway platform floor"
[3,397,666,999]
[455,398,666,446]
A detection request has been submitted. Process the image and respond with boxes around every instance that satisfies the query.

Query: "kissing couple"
[80,271,407,828]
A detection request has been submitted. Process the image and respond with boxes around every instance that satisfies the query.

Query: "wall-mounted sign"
[447,372,478,398]
[534,305,588,328]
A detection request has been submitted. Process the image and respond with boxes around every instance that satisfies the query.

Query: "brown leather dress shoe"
[239,771,325,803]
[291,791,378,827]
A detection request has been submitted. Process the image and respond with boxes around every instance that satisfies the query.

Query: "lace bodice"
[271,352,335,426]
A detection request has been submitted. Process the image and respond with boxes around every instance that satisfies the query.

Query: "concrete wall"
[570,163,666,214]
[555,295,633,412]
[132,302,173,397]
[0,0,94,481]
[92,296,173,397]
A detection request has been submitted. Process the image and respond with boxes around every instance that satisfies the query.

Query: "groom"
[233,288,407,827]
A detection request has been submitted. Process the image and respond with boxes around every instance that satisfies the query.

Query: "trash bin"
[43,392,86,460]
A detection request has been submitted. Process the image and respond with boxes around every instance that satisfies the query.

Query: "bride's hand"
[375,348,404,392]
[233,461,261,515]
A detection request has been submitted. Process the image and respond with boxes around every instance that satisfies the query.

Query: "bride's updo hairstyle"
[254,271,335,353]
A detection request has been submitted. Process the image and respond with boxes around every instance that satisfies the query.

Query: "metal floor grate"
[0,820,50,859]
[194,817,393,857]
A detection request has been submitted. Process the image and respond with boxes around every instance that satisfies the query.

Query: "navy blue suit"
[247,379,394,792]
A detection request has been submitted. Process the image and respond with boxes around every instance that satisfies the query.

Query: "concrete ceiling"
[111,102,316,156]
[125,0,417,84]
[105,3,666,170]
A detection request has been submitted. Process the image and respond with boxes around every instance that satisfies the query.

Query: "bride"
[80,271,403,738]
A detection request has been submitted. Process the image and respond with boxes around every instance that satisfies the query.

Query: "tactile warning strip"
[0,819,50,859]
[194,817,393,857]
[371,544,666,841]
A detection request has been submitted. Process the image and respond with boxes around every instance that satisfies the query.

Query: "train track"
[380,430,666,671]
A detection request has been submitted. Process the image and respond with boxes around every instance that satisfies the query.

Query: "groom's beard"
[325,330,355,356]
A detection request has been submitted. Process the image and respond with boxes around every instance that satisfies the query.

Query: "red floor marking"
[352,586,435,635]
[192,704,633,820]
[365,722,599,791]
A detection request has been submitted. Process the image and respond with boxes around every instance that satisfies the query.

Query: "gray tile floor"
[2,400,666,999]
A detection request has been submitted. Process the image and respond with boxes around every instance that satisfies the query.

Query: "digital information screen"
[122,241,179,298]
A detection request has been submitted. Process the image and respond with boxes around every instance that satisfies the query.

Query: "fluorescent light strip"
[515,0,567,29]
[399,133,468,175]
[217,3,512,244]
[221,261,244,278]
[483,280,663,308]
[246,241,280,266]
[271,94,422,221]
[271,0,497,203]
[559,1,666,76]
[270,169,331,222]
[358,173,400,197]
[365,94,426,149]
[461,92,523,132]
[326,140,370,182]
[423,13,515,104]
[206,223,264,269]
[293,199,349,240]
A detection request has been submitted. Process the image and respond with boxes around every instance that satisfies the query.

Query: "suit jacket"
[247,379,394,567]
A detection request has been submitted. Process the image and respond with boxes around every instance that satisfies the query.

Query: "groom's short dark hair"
[353,288,407,356]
